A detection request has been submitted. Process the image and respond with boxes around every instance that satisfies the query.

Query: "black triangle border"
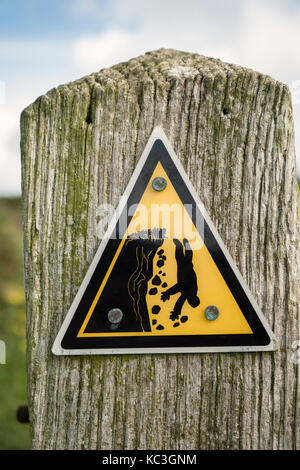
[58,138,273,351]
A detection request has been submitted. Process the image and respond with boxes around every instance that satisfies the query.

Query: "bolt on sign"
[52,128,276,355]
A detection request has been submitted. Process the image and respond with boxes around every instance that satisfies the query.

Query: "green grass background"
[0,197,30,449]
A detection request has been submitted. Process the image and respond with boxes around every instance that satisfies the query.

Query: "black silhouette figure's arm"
[161,283,180,302]
[170,294,187,320]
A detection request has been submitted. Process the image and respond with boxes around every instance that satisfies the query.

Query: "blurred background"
[0,0,299,449]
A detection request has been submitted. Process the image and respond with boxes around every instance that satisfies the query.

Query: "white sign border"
[52,127,277,355]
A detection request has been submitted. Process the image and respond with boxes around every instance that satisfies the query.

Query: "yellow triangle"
[78,163,252,337]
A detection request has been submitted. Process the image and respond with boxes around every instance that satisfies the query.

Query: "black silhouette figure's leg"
[161,283,180,302]
[170,294,187,321]
[183,238,192,259]
[173,238,184,263]
[182,238,201,308]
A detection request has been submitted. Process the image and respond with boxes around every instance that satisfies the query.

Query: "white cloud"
[1,0,300,197]
[72,0,300,179]
[0,104,22,195]
[0,81,5,105]
[72,0,300,82]
[233,1,300,80]
[74,29,134,72]
[0,38,78,197]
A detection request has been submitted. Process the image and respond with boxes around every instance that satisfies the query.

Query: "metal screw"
[107,308,123,324]
[205,305,220,321]
[152,177,167,191]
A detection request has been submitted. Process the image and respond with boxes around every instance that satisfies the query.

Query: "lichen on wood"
[21,49,299,450]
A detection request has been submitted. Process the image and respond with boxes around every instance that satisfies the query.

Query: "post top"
[23,48,288,114]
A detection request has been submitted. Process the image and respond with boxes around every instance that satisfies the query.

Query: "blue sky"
[0,0,114,39]
[0,0,300,195]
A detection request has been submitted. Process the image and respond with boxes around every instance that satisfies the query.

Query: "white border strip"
[52,127,277,355]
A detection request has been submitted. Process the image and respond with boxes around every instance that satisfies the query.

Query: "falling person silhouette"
[161,238,200,321]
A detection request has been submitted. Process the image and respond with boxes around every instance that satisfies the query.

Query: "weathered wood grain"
[21,49,299,450]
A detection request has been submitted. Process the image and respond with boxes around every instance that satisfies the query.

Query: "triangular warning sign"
[52,128,276,355]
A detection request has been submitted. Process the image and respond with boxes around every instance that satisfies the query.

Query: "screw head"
[205,305,220,321]
[152,177,167,191]
[107,308,123,324]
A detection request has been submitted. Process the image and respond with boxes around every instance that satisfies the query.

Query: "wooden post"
[21,49,299,450]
